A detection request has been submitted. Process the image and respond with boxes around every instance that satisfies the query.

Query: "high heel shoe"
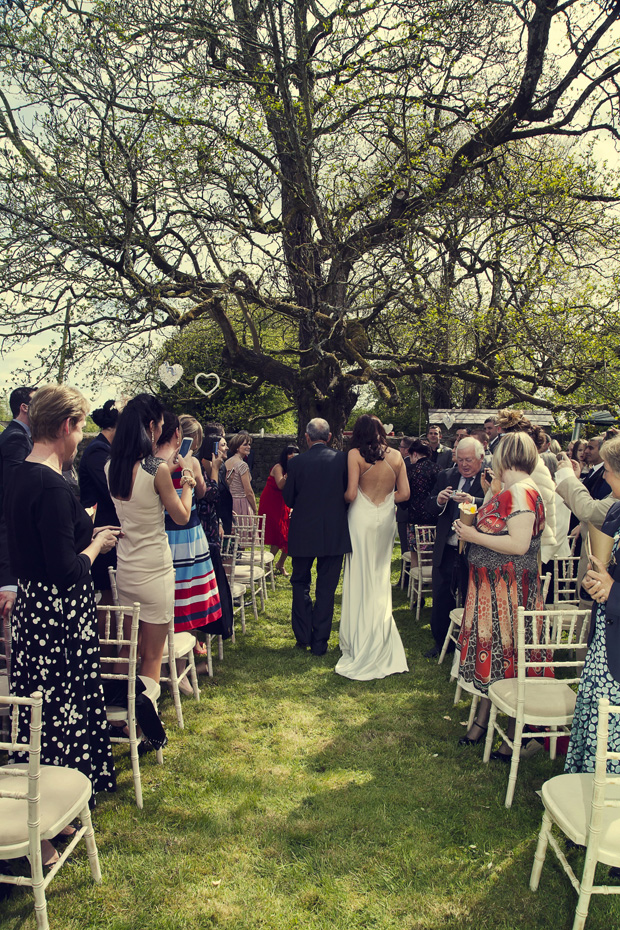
[458,724,487,746]
[489,749,512,763]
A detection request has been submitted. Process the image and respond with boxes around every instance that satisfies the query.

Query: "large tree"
[1,0,620,439]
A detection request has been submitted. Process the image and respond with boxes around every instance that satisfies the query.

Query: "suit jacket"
[0,419,33,586]
[282,443,351,558]
[424,465,484,568]
[582,465,611,501]
[591,501,620,681]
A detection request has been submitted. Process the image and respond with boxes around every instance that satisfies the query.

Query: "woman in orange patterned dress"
[453,432,546,759]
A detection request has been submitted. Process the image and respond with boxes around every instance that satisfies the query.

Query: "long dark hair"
[350,414,387,464]
[91,399,119,431]
[156,411,180,448]
[108,393,164,499]
[278,444,299,473]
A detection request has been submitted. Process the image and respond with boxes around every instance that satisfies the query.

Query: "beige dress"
[107,455,175,625]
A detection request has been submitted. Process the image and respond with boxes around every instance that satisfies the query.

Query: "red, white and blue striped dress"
[165,467,222,632]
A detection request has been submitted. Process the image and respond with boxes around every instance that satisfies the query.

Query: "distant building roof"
[428,408,554,429]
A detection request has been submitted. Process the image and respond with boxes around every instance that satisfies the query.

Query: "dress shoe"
[424,646,439,659]
[489,749,512,763]
[458,726,487,747]
[295,642,309,650]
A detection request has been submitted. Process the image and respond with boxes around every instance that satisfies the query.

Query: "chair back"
[233,513,260,564]
[108,565,120,607]
[413,525,436,571]
[415,526,437,565]
[98,603,141,720]
[0,691,43,845]
[221,534,239,586]
[1,610,10,679]
[594,697,620,800]
[552,554,581,604]
[516,606,591,706]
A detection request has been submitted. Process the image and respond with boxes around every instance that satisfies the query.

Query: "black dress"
[6,461,115,795]
[78,432,119,591]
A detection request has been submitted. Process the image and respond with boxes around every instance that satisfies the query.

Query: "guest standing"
[454,432,546,757]
[0,385,36,619]
[565,435,620,773]
[107,394,193,683]
[226,431,257,517]
[198,423,234,640]
[78,398,119,604]
[6,385,119,806]
[405,439,440,561]
[258,444,299,576]
[156,413,222,636]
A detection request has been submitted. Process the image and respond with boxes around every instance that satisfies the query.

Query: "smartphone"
[179,436,193,458]
[484,468,493,482]
[213,439,220,456]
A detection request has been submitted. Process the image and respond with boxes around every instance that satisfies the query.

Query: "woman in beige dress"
[106,393,194,682]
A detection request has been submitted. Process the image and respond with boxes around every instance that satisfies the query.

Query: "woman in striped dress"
[156,413,222,636]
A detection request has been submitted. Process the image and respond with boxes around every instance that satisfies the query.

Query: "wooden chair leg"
[529,810,552,891]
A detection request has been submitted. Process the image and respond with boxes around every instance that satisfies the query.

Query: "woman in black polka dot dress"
[6,385,120,797]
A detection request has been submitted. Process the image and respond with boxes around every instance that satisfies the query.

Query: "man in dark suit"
[0,386,36,618]
[582,436,611,500]
[484,415,501,456]
[426,425,452,468]
[282,418,351,655]
[423,436,485,657]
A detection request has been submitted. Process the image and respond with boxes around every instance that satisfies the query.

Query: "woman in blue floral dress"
[565,435,620,774]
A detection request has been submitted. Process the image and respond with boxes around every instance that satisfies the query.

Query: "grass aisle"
[2,557,620,929]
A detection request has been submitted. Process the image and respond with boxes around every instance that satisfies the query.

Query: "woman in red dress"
[258,444,299,576]
[453,431,547,760]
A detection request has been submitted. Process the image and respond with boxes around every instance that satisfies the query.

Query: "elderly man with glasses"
[423,436,485,658]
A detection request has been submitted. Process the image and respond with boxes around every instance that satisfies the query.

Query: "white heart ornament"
[384,423,393,434]
[158,362,184,388]
[442,413,455,430]
[194,372,221,397]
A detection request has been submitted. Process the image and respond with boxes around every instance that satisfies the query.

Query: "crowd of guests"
[2,385,620,869]
[0,384,299,866]
[399,414,620,778]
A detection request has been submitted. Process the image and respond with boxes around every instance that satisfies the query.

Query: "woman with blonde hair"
[454,431,548,757]
[6,385,121,860]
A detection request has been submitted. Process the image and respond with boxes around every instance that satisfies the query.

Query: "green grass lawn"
[2,556,619,930]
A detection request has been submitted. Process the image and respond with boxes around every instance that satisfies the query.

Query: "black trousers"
[430,545,469,649]
[396,517,409,553]
[290,554,344,654]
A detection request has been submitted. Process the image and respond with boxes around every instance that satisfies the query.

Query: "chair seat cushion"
[161,632,196,661]
[234,566,266,580]
[231,583,247,597]
[0,765,92,851]
[542,773,620,865]
[489,679,576,721]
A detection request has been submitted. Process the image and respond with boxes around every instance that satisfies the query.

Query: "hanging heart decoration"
[383,423,393,434]
[158,362,184,388]
[442,413,456,430]
[194,372,221,397]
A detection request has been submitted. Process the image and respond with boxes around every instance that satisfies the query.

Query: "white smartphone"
[179,436,193,458]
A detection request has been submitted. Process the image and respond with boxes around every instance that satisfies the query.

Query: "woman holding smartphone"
[156,413,222,649]
[107,395,193,683]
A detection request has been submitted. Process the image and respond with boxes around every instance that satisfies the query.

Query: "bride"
[335,415,410,680]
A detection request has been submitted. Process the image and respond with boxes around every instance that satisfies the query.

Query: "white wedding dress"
[335,483,409,681]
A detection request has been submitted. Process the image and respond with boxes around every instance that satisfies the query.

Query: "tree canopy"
[1,0,620,438]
